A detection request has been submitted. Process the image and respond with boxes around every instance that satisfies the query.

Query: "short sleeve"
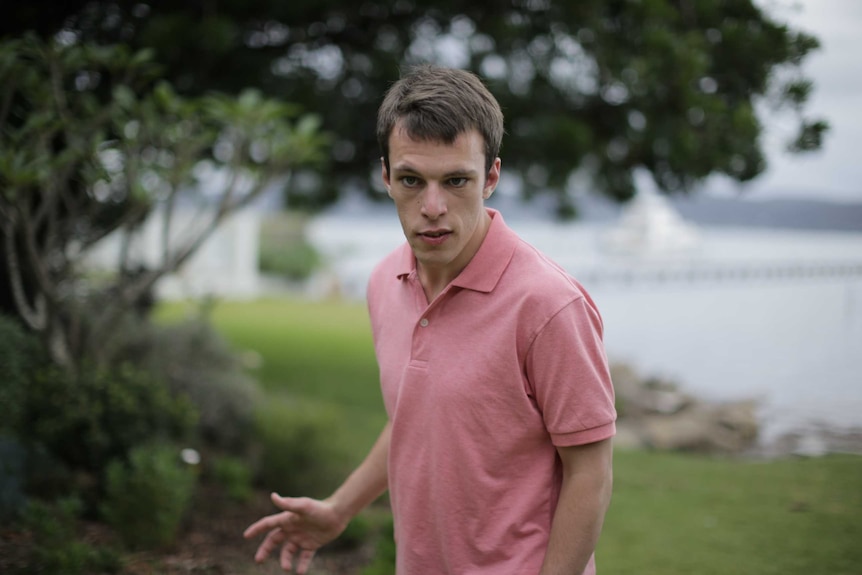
[525,296,617,446]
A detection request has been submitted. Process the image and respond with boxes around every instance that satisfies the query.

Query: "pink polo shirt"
[366,209,616,574]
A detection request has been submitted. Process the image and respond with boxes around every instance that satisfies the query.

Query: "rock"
[612,422,647,450]
[611,362,761,455]
[612,366,693,417]
[639,401,759,454]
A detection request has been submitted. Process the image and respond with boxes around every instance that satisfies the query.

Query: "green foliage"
[0,314,42,434]
[360,514,396,575]
[100,443,197,550]
[18,362,197,477]
[0,34,328,371]
[331,513,373,552]
[210,455,254,503]
[109,312,261,454]
[254,396,353,499]
[259,234,322,281]
[158,297,386,457]
[3,1,827,211]
[19,497,122,575]
[258,213,323,283]
[166,298,380,402]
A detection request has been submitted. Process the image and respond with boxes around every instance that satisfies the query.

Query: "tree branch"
[3,220,47,331]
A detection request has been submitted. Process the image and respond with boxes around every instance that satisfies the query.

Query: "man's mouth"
[418,229,452,244]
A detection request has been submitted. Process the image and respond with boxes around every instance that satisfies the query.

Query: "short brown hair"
[377,64,504,175]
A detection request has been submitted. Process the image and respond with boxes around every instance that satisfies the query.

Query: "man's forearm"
[327,421,391,523]
[540,439,614,575]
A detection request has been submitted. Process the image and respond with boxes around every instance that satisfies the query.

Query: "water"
[307,209,862,444]
[591,276,862,443]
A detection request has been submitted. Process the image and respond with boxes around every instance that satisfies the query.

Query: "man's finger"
[296,548,316,574]
[244,512,283,539]
[255,528,286,563]
[280,540,300,572]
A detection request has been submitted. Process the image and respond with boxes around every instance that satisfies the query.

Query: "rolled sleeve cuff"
[551,420,616,447]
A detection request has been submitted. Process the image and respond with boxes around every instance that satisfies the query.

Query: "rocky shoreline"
[610,363,862,458]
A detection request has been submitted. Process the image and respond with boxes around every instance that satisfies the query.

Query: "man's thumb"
[271,493,313,514]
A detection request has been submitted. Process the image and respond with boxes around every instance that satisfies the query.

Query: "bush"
[258,213,322,281]
[254,397,352,499]
[329,513,372,552]
[210,455,254,503]
[100,443,197,550]
[259,240,321,281]
[19,497,122,574]
[111,312,261,454]
[19,363,197,477]
[0,314,43,435]
[360,514,396,575]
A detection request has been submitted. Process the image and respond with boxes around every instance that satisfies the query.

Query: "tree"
[0,35,327,370]
[3,0,828,214]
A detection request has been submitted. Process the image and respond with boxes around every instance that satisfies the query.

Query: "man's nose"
[420,183,447,218]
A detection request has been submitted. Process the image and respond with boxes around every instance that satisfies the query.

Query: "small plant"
[19,362,198,478]
[0,314,42,435]
[258,213,323,282]
[259,238,322,281]
[360,514,396,575]
[100,443,197,550]
[211,455,254,502]
[254,397,352,499]
[115,314,261,454]
[327,513,372,552]
[20,497,122,574]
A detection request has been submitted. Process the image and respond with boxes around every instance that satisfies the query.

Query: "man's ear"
[483,157,502,199]
[381,157,392,198]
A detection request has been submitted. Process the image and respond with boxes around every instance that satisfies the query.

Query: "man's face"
[383,122,500,287]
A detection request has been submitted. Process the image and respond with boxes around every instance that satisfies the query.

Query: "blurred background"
[2,1,860,574]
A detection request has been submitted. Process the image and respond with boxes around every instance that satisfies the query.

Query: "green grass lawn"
[157,297,387,458]
[599,449,862,574]
[158,297,862,575]
[160,297,381,403]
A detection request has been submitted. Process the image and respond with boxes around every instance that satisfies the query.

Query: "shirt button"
[419,318,429,327]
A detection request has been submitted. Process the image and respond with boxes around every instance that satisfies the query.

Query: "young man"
[244,64,616,575]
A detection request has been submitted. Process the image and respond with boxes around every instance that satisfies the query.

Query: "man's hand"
[243,493,349,574]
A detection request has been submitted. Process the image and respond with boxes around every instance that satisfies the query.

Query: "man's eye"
[448,177,468,187]
[401,176,420,187]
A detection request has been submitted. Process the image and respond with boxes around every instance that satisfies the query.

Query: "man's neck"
[416,209,493,303]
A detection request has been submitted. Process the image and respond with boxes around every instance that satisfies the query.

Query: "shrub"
[100,443,197,550]
[254,396,352,499]
[259,239,321,281]
[329,513,372,552]
[210,455,254,503]
[19,496,122,574]
[258,213,322,281]
[111,313,261,454]
[0,314,43,434]
[360,514,396,575]
[19,363,197,477]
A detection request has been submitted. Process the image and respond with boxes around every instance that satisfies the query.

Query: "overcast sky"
[707,0,862,203]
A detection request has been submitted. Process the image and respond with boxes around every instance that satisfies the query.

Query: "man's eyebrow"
[390,162,419,173]
[390,164,478,179]
[442,169,478,178]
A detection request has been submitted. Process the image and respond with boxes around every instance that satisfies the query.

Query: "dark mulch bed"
[1,486,379,575]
